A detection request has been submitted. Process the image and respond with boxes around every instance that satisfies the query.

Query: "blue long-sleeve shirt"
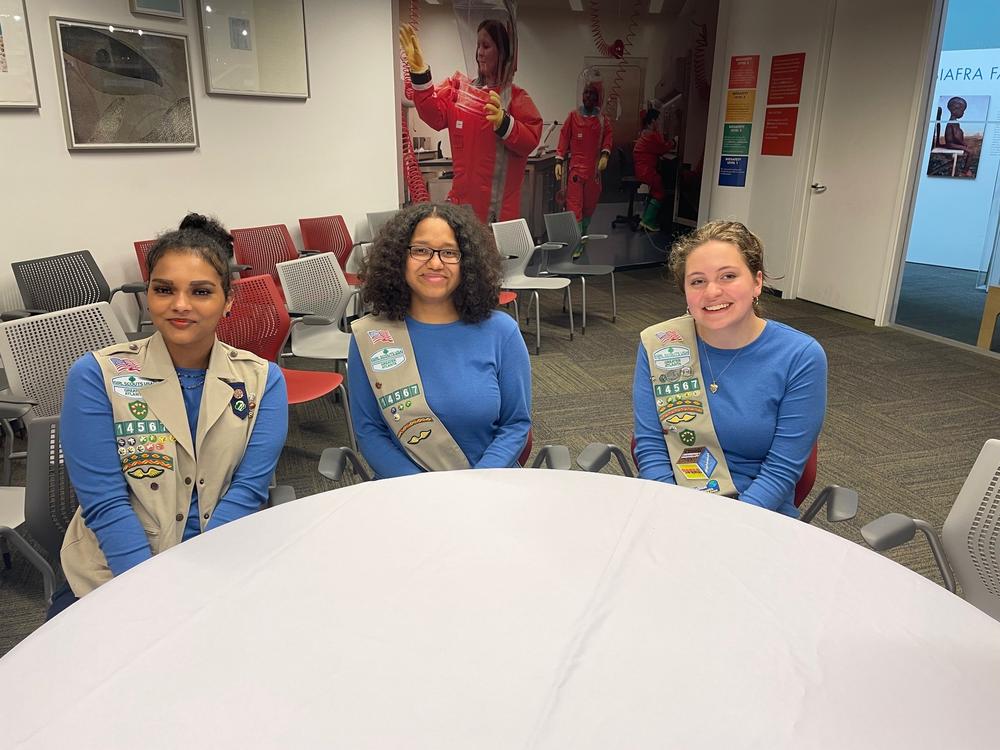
[632,320,827,517]
[61,354,288,577]
[347,312,532,478]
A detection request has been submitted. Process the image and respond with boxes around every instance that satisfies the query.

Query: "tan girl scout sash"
[351,315,471,472]
[639,315,738,497]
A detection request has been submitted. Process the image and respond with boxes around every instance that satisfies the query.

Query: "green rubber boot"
[640,198,662,232]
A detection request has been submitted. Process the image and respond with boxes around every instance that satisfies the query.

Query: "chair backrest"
[231,224,299,285]
[543,211,582,266]
[941,439,1000,621]
[491,219,536,278]
[24,415,77,560]
[793,442,818,508]
[11,250,111,312]
[299,215,352,269]
[276,253,353,323]
[0,303,128,423]
[215,275,289,362]
[134,239,156,282]
[366,209,399,240]
[517,429,533,467]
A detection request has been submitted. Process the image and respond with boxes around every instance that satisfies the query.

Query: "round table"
[3,470,999,748]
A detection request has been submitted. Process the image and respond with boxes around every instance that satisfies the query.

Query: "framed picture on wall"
[129,0,184,20]
[197,0,309,98]
[0,0,40,108]
[51,18,198,150]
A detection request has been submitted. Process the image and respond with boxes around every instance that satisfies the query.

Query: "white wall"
[703,0,834,292]
[0,0,400,324]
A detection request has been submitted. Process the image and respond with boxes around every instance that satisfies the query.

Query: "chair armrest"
[287,310,315,318]
[799,484,859,524]
[576,443,613,473]
[860,513,957,592]
[300,250,322,256]
[116,281,148,295]
[581,233,609,241]
[0,393,37,421]
[319,446,371,482]
[1,309,44,321]
[535,242,567,252]
[229,262,252,273]
[267,485,297,507]
[301,315,334,326]
[530,445,572,470]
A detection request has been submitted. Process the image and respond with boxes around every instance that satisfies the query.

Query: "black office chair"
[611,147,643,231]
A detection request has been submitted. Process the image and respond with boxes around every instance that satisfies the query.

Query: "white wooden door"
[797,0,931,318]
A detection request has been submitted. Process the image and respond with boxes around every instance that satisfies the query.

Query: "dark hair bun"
[178,212,233,253]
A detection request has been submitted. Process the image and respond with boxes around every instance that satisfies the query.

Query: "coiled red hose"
[400,0,430,203]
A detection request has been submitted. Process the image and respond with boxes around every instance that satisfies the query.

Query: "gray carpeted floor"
[3,266,1000,657]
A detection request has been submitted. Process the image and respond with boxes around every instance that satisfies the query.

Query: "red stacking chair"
[298,215,362,286]
[134,239,156,282]
[216,275,355,450]
[231,224,304,300]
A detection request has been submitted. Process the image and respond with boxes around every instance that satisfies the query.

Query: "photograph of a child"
[928,94,990,179]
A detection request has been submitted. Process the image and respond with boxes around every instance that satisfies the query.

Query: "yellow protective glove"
[399,24,428,74]
[598,154,609,171]
[484,90,505,130]
[555,162,564,182]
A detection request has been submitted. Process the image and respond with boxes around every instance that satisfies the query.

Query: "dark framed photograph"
[129,0,184,21]
[51,17,198,150]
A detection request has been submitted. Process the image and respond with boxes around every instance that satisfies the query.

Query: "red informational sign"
[728,55,760,89]
[761,106,798,156]
[766,52,806,105]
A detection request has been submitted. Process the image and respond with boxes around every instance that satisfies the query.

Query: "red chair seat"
[281,367,343,405]
[345,272,361,286]
[498,290,517,306]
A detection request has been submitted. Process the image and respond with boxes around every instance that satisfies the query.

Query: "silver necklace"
[699,339,746,394]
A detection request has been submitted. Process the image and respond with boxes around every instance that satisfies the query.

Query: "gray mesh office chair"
[542,211,617,334]
[366,209,399,240]
[3,250,145,335]
[861,439,1000,621]
[276,254,354,364]
[491,219,574,355]
[0,303,128,483]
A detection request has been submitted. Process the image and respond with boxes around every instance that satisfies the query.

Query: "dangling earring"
[752,296,759,308]
[685,306,691,315]
[225,310,232,318]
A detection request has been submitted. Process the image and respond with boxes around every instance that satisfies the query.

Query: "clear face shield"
[454,0,518,90]
[578,67,604,114]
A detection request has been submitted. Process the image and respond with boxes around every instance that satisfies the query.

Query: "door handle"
[810,182,827,193]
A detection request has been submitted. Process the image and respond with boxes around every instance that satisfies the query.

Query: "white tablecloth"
[3,470,999,749]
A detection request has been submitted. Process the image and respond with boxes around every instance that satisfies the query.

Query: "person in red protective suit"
[400,21,542,224]
[555,79,613,238]
[633,108,675,232]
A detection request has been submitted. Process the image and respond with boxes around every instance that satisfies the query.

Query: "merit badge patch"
[110,356,141,373]
[679,429,697,446]
[112,375,155,399]
[407,429,432,445]
[128,400,148,419]
[229,382,249,420]
[655,377,700,397]
[379,384,420,411]
[657,397,703,425]
[115,419,167,437]
[656,330,684,344]
[397,416,432,440]
[698,479,721,494]
[368,330,394,345]
[652,345,692,371]
[121,451,173,479]
[676,446,718,480]
[370,347,406,372]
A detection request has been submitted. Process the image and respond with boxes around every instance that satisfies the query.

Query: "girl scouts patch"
[128,401,148,419]
[369,347,405,372]
[112,375,155,399]
[229,382,249,419]
[121,451,173,479]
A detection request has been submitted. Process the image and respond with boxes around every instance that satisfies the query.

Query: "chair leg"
[580,277,587,335]
[524,292,535,326]
[1,419,13,486]
[512,296,519,324]
[0,529,55,606]
[610,272,617,323]
[533,291,541,355]
[566,285,574,341]
[336,382,357,452]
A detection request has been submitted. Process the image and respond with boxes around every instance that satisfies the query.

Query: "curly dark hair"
[360,202,503,323]
[146,213,233,297]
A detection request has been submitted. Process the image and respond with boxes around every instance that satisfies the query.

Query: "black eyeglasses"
[408,245,462,264]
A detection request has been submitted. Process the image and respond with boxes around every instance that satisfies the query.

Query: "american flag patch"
[656,330,683,344]
[368,330,394,345]
[110,357,141,373]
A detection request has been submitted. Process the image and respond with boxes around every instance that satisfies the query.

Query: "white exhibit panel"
[2,470,999,749]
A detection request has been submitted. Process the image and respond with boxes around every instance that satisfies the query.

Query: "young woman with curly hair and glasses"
[347,202,531,478]
[632,221,827,517]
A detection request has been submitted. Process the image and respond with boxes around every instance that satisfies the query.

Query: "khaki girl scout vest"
[350,315,471,472]
[639,315,738,497]
[61,332,269,596]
